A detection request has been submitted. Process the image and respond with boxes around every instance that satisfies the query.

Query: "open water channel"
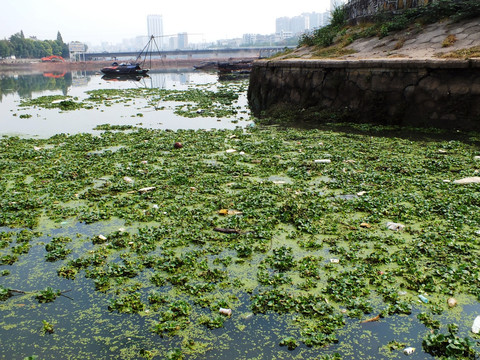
[0,70,251,138]
[0,69,479,359]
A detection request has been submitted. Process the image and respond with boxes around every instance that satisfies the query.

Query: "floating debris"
[360,314,380,323]
[403,347,415,355]
[123,176,133,183]
[472,316,480,334]
[174,142,183,149]
[330,258,340,263]
[386,222,405,231]
[218,209,242,216]
[360,222,371,228]
[138,186,156,193]
[418,294,429,303]
[219,308,232,316]
[447,297,458,308]
[225,149,237,153]
[213,227,241,234]
[314,159,331,164]
[453,177,480,184]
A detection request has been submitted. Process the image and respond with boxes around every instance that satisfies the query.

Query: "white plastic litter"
[472,316,480,334]
[453,177,480,184]
[219,308,232,316]
[386,222,405,231]
[314,159,331,164]
[403,347,415,355]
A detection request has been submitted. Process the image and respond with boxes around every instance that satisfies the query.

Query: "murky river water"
[0,70,251,138]
[0,69,479,360]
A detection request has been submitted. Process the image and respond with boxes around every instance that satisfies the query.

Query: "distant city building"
[275,11,331,37]
[177,33,188,49]
[147,15,164,48]
[275,17,290,34]
[242,33,257,45]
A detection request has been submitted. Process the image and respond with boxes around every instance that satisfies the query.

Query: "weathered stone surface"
[248,59,480,130]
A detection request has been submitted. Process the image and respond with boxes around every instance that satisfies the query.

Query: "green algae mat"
[1,115,480,358]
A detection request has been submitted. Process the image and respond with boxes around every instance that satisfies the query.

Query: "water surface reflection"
[0,70,251,138]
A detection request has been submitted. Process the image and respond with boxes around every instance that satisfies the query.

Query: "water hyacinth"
[1,79,480,359]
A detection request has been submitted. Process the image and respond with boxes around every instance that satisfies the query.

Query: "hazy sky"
[1,0,334,46]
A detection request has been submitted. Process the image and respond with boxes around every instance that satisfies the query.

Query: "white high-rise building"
[147,14,163,39]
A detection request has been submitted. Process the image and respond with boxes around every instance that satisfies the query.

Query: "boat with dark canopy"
[100,36,161,77]
[101,62,148,75]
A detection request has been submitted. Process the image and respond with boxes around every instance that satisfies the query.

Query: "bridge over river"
[84,46,293,61]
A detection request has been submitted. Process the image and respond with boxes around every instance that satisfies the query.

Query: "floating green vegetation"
[422,323,477,359]
[17,82,248,119]
[1,120,480,358]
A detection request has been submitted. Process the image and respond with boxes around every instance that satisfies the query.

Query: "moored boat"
[101,62,149,76]
[217,59,253,73]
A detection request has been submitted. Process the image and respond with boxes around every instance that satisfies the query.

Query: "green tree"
[0,40,12,58]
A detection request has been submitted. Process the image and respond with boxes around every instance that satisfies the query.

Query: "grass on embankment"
[281,0,480,59]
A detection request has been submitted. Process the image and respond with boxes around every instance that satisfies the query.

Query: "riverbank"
[248,16,480,130]
[0,57,256,75]
[274,16,480,61]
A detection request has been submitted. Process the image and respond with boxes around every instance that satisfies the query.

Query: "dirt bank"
[276,16,480,60]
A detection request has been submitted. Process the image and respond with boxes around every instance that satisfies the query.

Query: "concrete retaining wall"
[247,59,480,130]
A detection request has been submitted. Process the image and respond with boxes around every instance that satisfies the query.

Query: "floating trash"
[330,258,340,263]
[447,297,458,308]
[453,177,480,184]
[472,316,480,334]
[98,235,107,241]
[314,159,331,164]
[418,294,429,303]
[403,347,415,355]
[123,176,133,183]
[218,209,242,216]
[138,186,156,193]
[225,149,236,153]
[219,308,232,316]
[174,142,183,149]
[356,191,366,196]
[386,222,404,231]
[360,222,371,228]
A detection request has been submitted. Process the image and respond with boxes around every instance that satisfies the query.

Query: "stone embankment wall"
[248,59,480,130]
[346,0,433,23]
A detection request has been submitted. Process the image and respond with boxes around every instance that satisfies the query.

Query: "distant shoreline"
[0,57,257,73]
